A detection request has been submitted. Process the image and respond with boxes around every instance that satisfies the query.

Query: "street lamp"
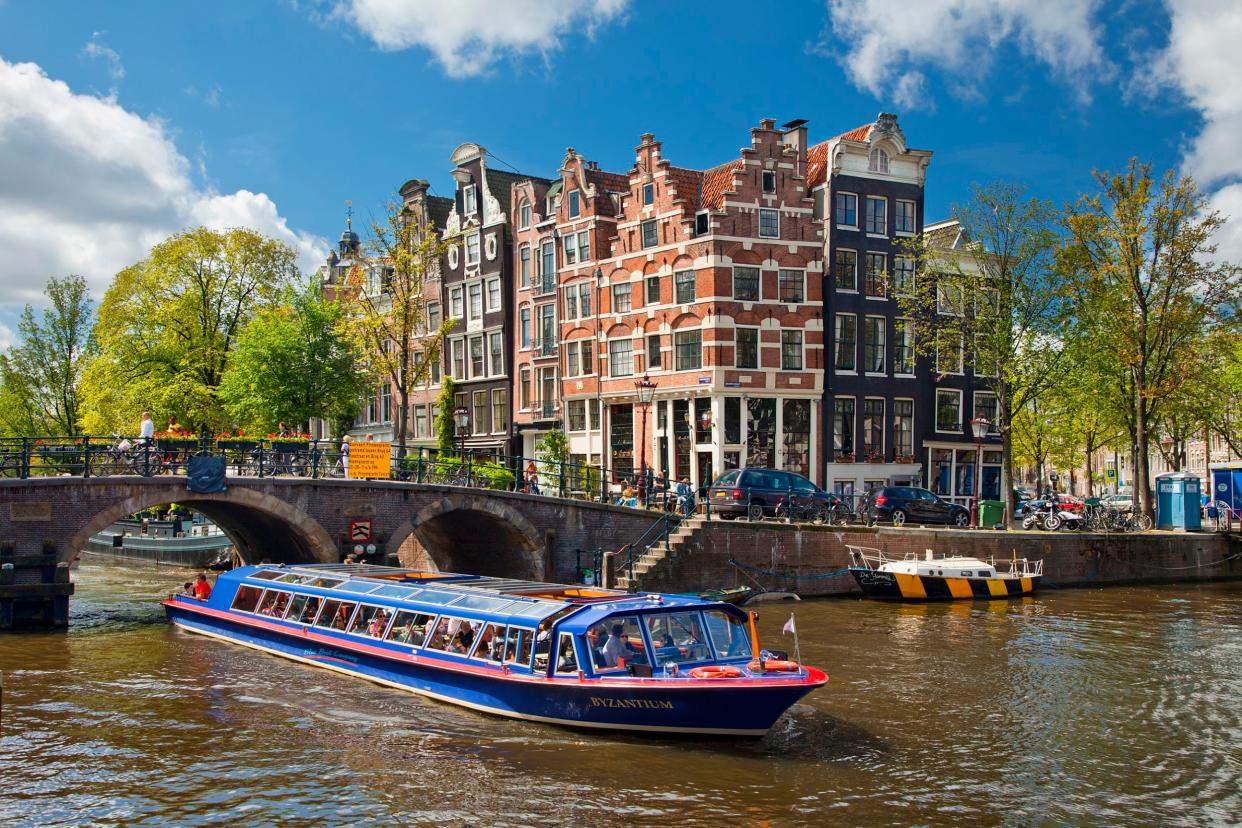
[453,406,470,460]
[635,373,657,505]
[970,417,991,528]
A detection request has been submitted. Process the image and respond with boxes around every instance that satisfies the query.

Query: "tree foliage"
[0,275,95,436]
[435,375,457,455]
[80,227,298,434]
[218,281,365,434]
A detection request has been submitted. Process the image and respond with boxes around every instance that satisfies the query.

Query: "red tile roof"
[806,140,829,188]
[666,166,703,206]
[588,168,629,194]
[700,159,743,210]
[837,124,872,143]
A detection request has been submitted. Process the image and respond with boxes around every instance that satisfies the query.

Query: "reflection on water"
[1,565,1239,826]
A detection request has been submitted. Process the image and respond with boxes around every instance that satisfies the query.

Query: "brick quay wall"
[635,522,1242,596]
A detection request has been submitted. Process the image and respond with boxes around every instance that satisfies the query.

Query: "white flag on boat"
[782,613,796,635]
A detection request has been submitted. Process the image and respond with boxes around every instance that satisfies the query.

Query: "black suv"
[861,486,970,527]
[707,468,836,520]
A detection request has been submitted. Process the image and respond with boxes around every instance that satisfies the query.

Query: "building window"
[520,306,531,349]
[427,301,441,333]
[465,232,480,265]
[834,313,857,372]
[781,330,803,370]
[568,400,587,431]
[463,184,477,215]
[381,384,392,422]
[894,318,915,375]
[609,339,633,377]
[695,211,709,236]
[467,282,483,322]
[642,182,654,205]
[833,397,855,455]
[674,270,695,303]
[724,397,741,444]
[612,283,632,313]
[868,148,889,173]
[865,253,887,297]
[762,170,776,193]
[834,249,857,291]
[865,196,887,235]
[489,331,504,376]
[863,316,885,373]
[733,266,760,301]
[519,367,531,408]
[414,405,428,439]
[472,390,489,435]
[449,286,464,318]
[896,199,915,234]
[568,190,580,218]
[518,200,531,229]
[563,286,578,320]
[779,269,804,303]
[892,255,915,295]
[567,343,580,377]
[486,277,501,312]
[937,283,963,315]
[834,192,857,227]
[893,399,913,457]
[735,327,758,369]
[974,392,999,430]
[582,340,595,375]
[862,398,884,459]
[577,230,590,262]
[428,350,441,384]
[469,335,485,378]
[563,234,577,265]
[578,283,592,317]
[540,242,556,291]
[451,338,465,379]
[936,389,962,432]
[641,219,658,249]
[674,330,702,371]
[646,275,660,305]
[539,305,556,354]
[646,334,661,369]
[491,389,508,432]
[758,208,779,239]
[936,333,963,374]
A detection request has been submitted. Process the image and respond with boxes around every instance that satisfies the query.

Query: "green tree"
[434,375,457,455]
[1061,161,1242,515]
[81,227,298,433]
[0,275,96,435]
[535,428,570,496]
[339,194,455,456]
[218,281,365,434]
[896,183,1065,517]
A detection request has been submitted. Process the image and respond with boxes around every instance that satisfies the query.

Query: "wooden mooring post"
[0,544,74,629]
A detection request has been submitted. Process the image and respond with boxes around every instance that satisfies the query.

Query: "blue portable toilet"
[1209,463,1242,514]
[1155,472,1202,531]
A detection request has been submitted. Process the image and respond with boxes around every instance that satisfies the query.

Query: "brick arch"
[66,485,337,566]
[386,492,546,580]
[669,311,702,329]
[605,321,632,338]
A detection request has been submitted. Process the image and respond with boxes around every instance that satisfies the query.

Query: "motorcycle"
[1021,497,1082,531]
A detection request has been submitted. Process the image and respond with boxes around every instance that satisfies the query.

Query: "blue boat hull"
[165,602,824,736]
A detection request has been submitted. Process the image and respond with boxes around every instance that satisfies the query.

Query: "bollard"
[787,483,794,524]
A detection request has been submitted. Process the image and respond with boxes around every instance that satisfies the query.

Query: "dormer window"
[568,190,581,218]
[642,182,654,205]
[868,149,890,174]
[463,184,478,215]
[762,170,776,193]
[695,211,709,236]
[518,200,531,229]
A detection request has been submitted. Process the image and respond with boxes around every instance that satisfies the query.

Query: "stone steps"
[613,515,705,590]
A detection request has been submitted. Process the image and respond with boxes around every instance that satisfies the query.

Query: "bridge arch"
[67,485,337,566]
[387,493,546,580]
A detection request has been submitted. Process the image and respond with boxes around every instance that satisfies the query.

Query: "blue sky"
[1,0,1238,344]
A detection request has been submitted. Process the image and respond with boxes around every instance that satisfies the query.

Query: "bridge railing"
[0,435,677,508]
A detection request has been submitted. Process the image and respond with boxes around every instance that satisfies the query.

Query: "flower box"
[217,440,258,451]
[894,454,916,464]
[835,453,855,463]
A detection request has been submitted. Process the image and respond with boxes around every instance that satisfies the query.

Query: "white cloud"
[82,32,124,81]
[823,0,1109,109]
[333,0,629,77]
[1149,0,1242,262]
[0,322,16,351]
[0,58,326,311]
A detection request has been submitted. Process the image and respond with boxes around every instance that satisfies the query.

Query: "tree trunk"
[1085,445,1095,498]
[1135,387,1153,517]
[1001,431,1015,526]
[396,387,409,458]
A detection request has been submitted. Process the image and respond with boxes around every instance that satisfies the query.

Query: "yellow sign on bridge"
[348,442,391,480]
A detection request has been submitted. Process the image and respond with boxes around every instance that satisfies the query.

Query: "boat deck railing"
[846,544,1043,578]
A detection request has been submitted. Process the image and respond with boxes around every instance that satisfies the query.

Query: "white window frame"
[563,234,577,265]
[465,232,480,265]
[935,388,964,434]
[673,329,702,371]
[732,266,760,301]
[642,182,654,205]
[893,397,914,458]
[868,148,889,174]
[778,269,805,304]
[612,283,632,313]
[863,315,886,375]
[936,333,964,375]
[834,313,857,373]
[609,338,634,377]
[641,219,658,249]
[861,397,885,458]
[780,329,803,371]
[865,196,887,236]
[734,326,759,369]
[762,170,777,194]
[834,191,858,229]
[568,190,581,218]
[834,248,858,292]
[449,285,464,319]
[463,184,477,216]
[485,277,501,313]
[895,199,916,235]
[518,200,531,229]
[577,230,590,262]
[973,391,1000,433]
[758,208,779,239]
[894,317,915,376]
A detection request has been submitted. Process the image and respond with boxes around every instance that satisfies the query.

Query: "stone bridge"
[0,477,660,624]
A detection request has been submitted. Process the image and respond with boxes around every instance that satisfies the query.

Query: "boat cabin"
[215,564,755,679]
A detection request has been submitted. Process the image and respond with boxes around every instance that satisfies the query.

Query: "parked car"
[859,486,971,527]
[707,468,839,520]
[1101,493,1134,510]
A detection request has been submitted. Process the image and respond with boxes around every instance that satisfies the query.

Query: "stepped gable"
[700,158,743,211]
[665,165,704,210]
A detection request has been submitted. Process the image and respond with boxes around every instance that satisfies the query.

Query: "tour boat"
[163,563,827,736]
[846,545,1043,601]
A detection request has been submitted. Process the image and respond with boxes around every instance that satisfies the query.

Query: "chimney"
[780,119,809,172]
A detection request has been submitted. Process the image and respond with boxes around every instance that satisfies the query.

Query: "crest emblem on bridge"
[349,520,372,542]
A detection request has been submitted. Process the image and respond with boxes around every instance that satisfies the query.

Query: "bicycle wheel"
[1135,513,1153,532]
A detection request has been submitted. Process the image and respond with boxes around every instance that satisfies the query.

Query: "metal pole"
[787,481,794,524]
[972,437,982,528]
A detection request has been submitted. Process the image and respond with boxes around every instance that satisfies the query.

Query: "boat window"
[644,611,711,668]
[257,589,290,618]
[275,573,310,584]
[309,577,345,589]
[503,627,536,670]
[415,590,460,606]
[471,622,506,662]
[586,615,646,671]
[703,610,752,660]
[231,585,263,613]
[426,616,477,654]
[284,594,309,622]
[960,571,972,577]
[386,611,435,646]
[251,570,284,580]
[554,633,579,675]
[290,595,322,624]
[348,604,394,638]
[979,570,992,577]
[338,581,383,594]
[515,602,561,618]
[314,600,358,631]
[450,593,513,612]
[372,584,415,599]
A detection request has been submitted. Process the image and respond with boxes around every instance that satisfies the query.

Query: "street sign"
[348,442,391,479]
[349,520,372,542]
[1106,467,1116,479]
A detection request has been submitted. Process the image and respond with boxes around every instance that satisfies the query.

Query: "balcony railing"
[536,276,557,295]
[535,340,558,357]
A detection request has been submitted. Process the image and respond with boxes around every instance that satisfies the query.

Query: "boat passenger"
[367,610,388,637]
[535,622,551,654]
[193,573,212,600]
[182,581,195,597]
[333,605,350,630]
[602,623,628,667]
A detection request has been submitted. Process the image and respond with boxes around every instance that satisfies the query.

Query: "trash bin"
[1155,472,1202,531]
[980,499,1006,529]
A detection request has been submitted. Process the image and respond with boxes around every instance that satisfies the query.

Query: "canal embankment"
[628,521,1242,596]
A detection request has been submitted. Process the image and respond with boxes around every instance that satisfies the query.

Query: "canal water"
[1,565,1239,827]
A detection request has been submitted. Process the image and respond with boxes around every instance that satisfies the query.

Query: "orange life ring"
[688,665,743,679]
[761,660,800,672]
